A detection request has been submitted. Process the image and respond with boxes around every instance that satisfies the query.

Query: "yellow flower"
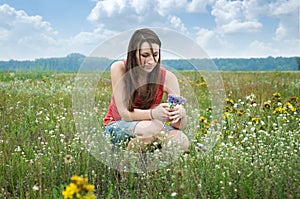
[199,82,207,86]
[251,117,260,123]
[83,184,95,192]
[223,112,231,119]
[273,92,281,98]
[273,106,287,114]
[83,195,96,199]
[263,101,271,108]
[71,175,88,186]
[205,122,210,129]
[284,102,293,108]
[199,116,207,122]
[63,175,96,199]
[226,98,234,106]
[62,183,79,199]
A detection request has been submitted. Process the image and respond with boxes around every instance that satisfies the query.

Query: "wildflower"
[205,122,210,129]
[62,175,96,199]
[223,112,231,119]
[273,92,281,98]
[263,101,271,108]
[167,94,186,109]
[273,106,287,114]
[199,81,207,86]
[226,98,235,106]
[62,183,79,199]
[199,116,207,122]
[32,185,39,191]
[171,192,177,197]
[251,117,260,123]
[196,143,208,151]
[284,102,293,109]
[42,76,47,82]
[64,154,72,164]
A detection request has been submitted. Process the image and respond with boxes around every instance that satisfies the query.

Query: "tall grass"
[0,70,299,198]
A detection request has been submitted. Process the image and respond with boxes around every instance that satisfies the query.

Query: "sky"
[0,0,299,60]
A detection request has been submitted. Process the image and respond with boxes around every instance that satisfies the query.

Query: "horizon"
[0,53,298,62]
[0,52,298,62]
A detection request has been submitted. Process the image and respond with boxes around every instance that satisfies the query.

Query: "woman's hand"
[167,104,186,124]
[151,103,170,122]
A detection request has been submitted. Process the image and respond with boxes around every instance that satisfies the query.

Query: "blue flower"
[167,94,186,108]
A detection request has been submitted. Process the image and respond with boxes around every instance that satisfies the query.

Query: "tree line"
[0,53,299,71]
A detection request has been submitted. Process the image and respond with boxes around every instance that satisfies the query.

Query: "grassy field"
[0,70,299,198]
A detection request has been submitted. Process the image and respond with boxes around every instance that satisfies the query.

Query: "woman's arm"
[110,61,148,121]
[110,61,168,121]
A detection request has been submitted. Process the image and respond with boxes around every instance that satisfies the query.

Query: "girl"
[103,28,189,153]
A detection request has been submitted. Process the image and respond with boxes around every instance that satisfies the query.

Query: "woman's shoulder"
[164,68,177,80]
[111,60,126,73]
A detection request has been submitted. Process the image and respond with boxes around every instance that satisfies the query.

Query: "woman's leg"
[127,120,164,152]
[127,121,189,153]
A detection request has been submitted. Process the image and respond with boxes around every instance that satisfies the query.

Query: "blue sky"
[0,0,299,60]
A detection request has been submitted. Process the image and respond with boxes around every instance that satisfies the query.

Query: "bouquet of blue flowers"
[167,94,186,109]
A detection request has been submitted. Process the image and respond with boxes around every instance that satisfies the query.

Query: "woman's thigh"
[104,120,139,144]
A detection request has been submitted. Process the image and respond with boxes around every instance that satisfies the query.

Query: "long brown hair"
[125,28,161,111]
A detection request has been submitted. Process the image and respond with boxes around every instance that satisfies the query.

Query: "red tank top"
[103,62,166,125]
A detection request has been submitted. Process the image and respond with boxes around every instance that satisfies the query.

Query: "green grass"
[0,70,299,198]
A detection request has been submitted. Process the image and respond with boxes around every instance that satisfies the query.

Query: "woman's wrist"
[150,109,154,120]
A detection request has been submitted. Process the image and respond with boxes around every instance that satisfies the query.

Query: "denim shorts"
[104,120,177,144]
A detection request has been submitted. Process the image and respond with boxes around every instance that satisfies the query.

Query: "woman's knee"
[134,120,164,139]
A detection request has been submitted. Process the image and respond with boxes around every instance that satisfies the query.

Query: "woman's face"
[136,42,160,73]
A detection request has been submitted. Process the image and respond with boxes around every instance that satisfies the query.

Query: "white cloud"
[243,0,269,20]
[269,0,299,41]
[66,26,118,54]
[155,0,187,16]
[187,0,214,13]
[168,15,187,33]
[0,4,115,60]
[220,20,262,34]
[248,40,277,57]
[130,0,152,14]
[211,0,263,34]
[196,28,217,47]
[274,22,288,41]
[88,0,126,21]
[0,4,60,60]
[0,4,58,40]
[247,39,299,58]
[87,0,192,34]
[195,27,235,57]
[269,0,299,16]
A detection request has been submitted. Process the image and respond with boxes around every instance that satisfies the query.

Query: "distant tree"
[297,57,300,70]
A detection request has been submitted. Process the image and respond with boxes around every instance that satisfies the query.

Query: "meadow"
[0,70,299,198]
